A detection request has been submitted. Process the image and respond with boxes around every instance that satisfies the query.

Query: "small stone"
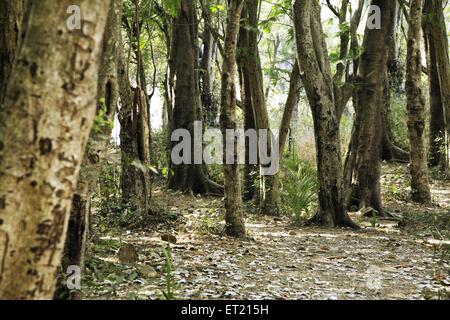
[289,230,297,236]
[118,243,138,265]
[161,234,177,244]
[137,265,158,278]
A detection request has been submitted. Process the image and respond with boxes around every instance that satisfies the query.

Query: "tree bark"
[56,0,122,299]
[351,0,396,214]
[168,0,222,196]
[294,0,357,228]
[266,61,301,213]
[0,0,110,299]
[220,0,246,237]
[423,0,450,170]
[0,0,26,104]
[406,0,431,203]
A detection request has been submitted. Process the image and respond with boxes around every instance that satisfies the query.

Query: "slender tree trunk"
[0,0,110,299]
[237,15,257,202]
[200,26,218,128]
[220,0,246,237]
[406,0,431,203]
[267,61,301,212]
[242,0,278,215]
[294,0,357,228]
[118,34,148,213]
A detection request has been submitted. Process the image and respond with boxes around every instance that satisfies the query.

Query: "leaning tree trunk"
[351,0,395,214]
[423,0,450,171]
[55,0,122,300]
[220,0,246,237]
[267,60,301,211]
[0,0,26,104]
[0,0,110,300]
[294,0,357,228]
[167,0,222,196]
[242,0,278,215]
[406,0,431,203]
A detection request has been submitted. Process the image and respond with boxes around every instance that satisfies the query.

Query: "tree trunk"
[118,45,149,213]
[423,0,450,170]
[220,0,246,237]
[242,0,278,215]
[237,15,257,202]
[351,0,395,214]
[406,0,431,203]
[267,61,301,212]
[0,0,110,299]
[200,26,218,128]
[294,0,357,228]
[0,0,26,104]
[168,0,222,196]
[55,0,122,299]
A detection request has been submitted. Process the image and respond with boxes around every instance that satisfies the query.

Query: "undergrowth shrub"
[280,157,318,222]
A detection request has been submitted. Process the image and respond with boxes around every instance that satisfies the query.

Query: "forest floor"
[84,163,450,300]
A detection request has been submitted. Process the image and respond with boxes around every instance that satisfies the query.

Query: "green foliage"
[161,244,176,300]
[93,98,114,135]
[281,157,318,222]
[388,90,409,150]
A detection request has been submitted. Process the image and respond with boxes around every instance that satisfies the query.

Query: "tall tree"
[220,0,246,237]
[406,0,431,203]
[350,0,396,214]
[64,0,122,290]
[294,0,357,228]
[423,0,450,170]
[0,0,110,299]
[167,0,222,195]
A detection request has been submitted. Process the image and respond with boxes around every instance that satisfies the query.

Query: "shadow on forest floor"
[83,163,449,300]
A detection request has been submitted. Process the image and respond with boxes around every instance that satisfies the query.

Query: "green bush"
[280,158,318,222]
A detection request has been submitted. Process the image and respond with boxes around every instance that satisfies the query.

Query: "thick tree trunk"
[0,0,26,104]
[168,0,222,196]
[406,0,431,203]
[55,0,122,300]
[294,0,357,228]
[351,0,395,214]
[423,0,450,170]
[0,0,110,299]
[220,0,246,237]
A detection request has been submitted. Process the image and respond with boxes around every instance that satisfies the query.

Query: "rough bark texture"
[118,17,150,212]
[423,0,450,169]
[167,0,222,196]
[220,0,246,237]
[351,0,395,214]
[60,0,122,298]
[294,0,357,228]
[0,0,110,299]
[406,0,432,203]
[0,0,25,104]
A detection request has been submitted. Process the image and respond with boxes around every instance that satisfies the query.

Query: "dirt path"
[85,165,449,300]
